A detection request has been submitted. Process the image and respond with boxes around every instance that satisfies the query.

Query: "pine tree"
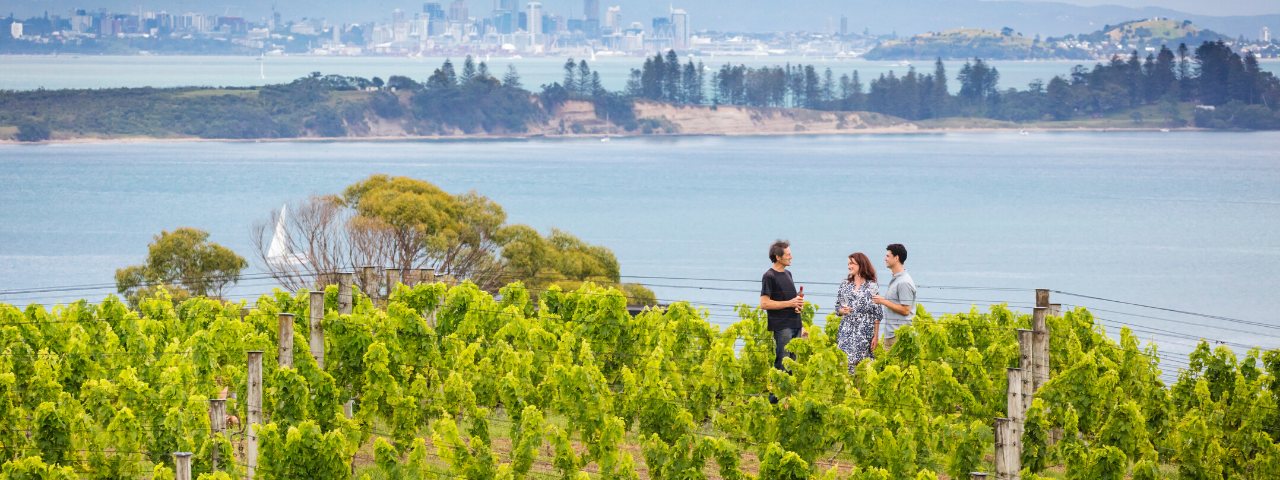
[590,71,603,97]
[664,50,681,102]
[563,58,577,94]
[821,68,836,105]
[502,64,522,89]
[441,59,458,86]
[577,60,592,96]
[461,55,476,84]
[932,58,948,118]
[478,61,490,80]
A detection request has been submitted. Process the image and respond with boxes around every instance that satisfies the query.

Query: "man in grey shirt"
[872,243,915,350]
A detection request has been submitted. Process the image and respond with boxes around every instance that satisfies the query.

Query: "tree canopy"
[114,227,247,306]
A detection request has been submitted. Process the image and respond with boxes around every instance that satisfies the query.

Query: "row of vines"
[1,280,1278,479]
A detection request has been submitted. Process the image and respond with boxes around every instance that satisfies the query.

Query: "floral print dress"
[835,279,882,374]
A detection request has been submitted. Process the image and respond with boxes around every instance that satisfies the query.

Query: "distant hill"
[864,20,1233,61]
[863,28,1093,61]
[1077,19,1227,46]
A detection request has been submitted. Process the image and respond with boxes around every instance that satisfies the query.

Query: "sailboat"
[258,53,265,79]
[601,113,611,142]
[267,204,308,266]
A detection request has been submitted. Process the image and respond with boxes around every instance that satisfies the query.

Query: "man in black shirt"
[759,240,807,373]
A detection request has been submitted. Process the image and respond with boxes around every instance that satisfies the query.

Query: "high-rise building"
[449,0,468,23]
[424,3,443,17]
[527,2,542,35]
[669,9,688,48]
[585,0,600,21]
[1263,27,1271,43]
[605,6,620,31]
[392,9,406,23]
[840,15,847,36]
[499,0,518,12]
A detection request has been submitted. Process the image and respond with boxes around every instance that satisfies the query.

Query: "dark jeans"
[773,327,802,371]
[770,327,802,404]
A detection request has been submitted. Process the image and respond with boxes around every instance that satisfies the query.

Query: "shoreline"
[0,125,1215,146]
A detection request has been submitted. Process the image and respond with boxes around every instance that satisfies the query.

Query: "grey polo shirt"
[882,270,916,338]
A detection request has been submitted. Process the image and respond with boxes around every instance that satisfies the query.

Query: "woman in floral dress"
[835,252,881,375]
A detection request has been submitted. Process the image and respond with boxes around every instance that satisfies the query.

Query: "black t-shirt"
[760,268,801,331]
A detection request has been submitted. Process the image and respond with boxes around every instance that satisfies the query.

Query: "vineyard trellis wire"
[0,272,1277,480]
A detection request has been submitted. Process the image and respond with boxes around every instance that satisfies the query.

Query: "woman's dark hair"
[887,243,908,264]
[769,239,790,263]
[848,252,877,283]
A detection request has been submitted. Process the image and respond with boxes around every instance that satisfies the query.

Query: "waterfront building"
[449,1,468,23]
[1263,27,1271,43]
[670,8,688,48]
[527,2,542,37]
[10,22,22,39]
[605,6,620,33]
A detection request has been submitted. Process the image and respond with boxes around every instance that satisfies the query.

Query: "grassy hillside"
[864,28,1092,61]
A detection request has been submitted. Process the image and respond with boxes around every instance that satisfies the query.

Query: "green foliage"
[256,421,352,480]
[14,121,50,142]
[0,283,1277,479]
[114,227,247,306]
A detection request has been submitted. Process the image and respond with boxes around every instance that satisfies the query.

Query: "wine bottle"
[795,286,804,313]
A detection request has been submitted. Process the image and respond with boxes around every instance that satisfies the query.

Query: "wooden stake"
[1006,368,1024,425]
[971,474,989,480]
[337,272,353,315]
[309,291,325,369]
[993,418,1012,480]
[1032,306,1050,393]
[174,452,193,480]
[1048,303,1061,317]
[362,266,378,304]
[246,351,263,479]
[1035,289,1049,308]
[278,313,294,369]
[386,268,401,298]
[209,399,226,471]
[421,268,436,284]
[1017,329,1034,414]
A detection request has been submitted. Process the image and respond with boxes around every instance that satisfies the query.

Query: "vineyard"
[0,278,1278,480]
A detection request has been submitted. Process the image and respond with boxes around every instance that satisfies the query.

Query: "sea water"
[1,132,1278,369]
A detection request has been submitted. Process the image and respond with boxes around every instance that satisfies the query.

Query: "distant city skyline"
[4,0,1278,38]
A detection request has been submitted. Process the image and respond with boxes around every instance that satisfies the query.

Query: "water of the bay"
[5,55,1280,92]
[2,132,1278,373]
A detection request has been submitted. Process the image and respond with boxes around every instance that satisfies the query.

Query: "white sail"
[267,204,308,265]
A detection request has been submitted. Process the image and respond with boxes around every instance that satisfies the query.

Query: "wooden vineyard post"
[1006,368,1024,426]
[386,268,401,299]
[994,417,1021,480]
[362,266,378,306]
[238,308,250,322]
[246,351,263,480]
[421,269,439,328]
[1048,304,1062,317]
[209,399,226,471]
[971,474,989,480]
[1032,304,1050,393]
[278,313,294,369]
[405,268,419,287]
[309,291,325,369]
[1017,329,1035,414]
[174,452,193,480]
[338,272,353,315]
